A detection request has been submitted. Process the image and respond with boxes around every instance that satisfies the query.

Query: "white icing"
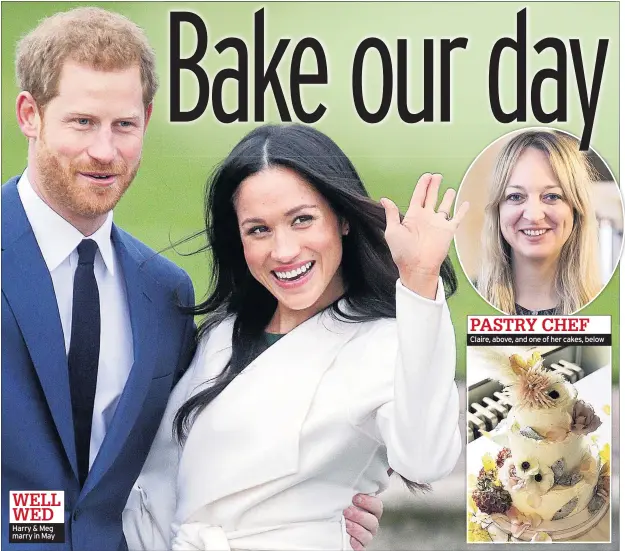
[508,430,588,472]
[510,435,599,520]
[509,451,599,520]
[502,380,600,522]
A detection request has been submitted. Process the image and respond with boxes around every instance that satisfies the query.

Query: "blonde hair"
[477,130,601,314]
[16,7,158,109]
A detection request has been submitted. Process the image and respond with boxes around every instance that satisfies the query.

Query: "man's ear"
[16,92,41,139]
[143,102,153,133]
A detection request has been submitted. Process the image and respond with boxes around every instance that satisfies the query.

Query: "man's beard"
[35,139,139,220]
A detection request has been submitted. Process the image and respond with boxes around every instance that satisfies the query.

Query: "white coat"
[123,280,461,550]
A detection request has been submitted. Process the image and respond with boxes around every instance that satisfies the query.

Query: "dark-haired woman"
[124,125,468,550]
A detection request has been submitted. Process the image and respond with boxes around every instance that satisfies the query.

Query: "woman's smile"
[235,166,346,331]
[271,260,316,287]
[518,226,553,243]
[520,228,549,237]
[499,148,574,263]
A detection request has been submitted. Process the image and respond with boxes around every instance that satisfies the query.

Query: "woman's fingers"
[343,499,380,549]
[407,173,432,214]
[345,519,374,548]
[437,188,456,219]
[380,197,401,231]
[395,173,467,228]
[350,536,365,551]
[424,173,442,210]
[453,200,470,226]
[350,494,383,523]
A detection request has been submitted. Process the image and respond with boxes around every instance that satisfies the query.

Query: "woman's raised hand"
[381,173,469,299]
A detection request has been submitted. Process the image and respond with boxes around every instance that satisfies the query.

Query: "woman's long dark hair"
[175,124,457,492]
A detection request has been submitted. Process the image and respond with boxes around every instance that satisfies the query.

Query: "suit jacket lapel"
[83,226,160,496]
[1,178,79,479]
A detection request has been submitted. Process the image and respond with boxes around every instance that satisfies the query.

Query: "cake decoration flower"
[496,447,512,468]
[475,466,497,492]
[499,458,525,491]
[468,501,490,525]
[504,507,542,538]
[530,466,555,493]
[471,486,513,515]
[468,487,497,541]
[474,348,569,409]
[509,351,542,375]
[472,465,513,515]
[481,452,498,474]
[570,400,602,435]
[523,466,555,507]
[468,347,609,540]
[524,375,571,409]
[515,457,540,478]
[531,531,552,542]
[467,496,510,543]
[467,515,492,542]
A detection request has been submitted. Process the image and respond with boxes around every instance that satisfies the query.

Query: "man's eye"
[77,118,90,126]
[118,121,134,128]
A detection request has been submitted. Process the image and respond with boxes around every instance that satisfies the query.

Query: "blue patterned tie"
[67,239,100,487]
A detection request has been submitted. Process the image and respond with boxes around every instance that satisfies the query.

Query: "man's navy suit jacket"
[1,176,196,550]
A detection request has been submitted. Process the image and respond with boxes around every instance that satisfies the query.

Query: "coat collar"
[176,308,361,521]
[16,170,116,275]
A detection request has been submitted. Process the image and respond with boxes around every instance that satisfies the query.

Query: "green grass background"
[1,2,619,380]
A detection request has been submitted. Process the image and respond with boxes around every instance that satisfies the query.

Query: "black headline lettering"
[170,9,328,123]
[167,8,609,149]
[488,8,608,150]
[351,37,468,123]
[352,39,392,123]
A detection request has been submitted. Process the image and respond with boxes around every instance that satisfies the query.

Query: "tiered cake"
[468,351,609,542]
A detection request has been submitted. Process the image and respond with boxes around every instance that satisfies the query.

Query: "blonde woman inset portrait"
[456,129,623,315]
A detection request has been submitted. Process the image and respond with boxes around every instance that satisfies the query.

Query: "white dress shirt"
[18,171,134,469]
